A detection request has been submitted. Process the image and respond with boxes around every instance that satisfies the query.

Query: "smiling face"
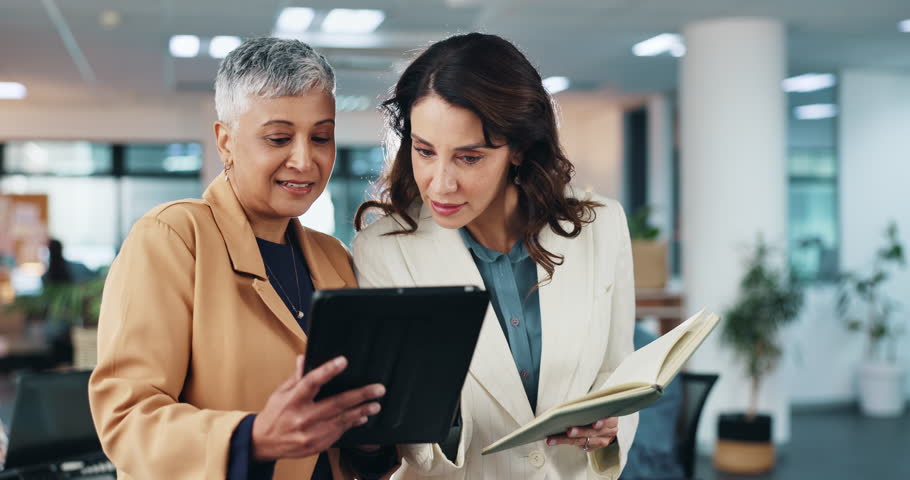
[409,94,519,232]
[215,90,335,232]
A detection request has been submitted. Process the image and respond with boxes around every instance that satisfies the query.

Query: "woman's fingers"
[546,418,619,450]
[313,383,386,418]
[297,404,378,455]
[545,434,580,447]
[295,354,305,379]
[564,424,618,440]
[546,433,614,449]
[293,356,348,401]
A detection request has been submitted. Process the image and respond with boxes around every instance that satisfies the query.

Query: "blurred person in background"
[88,37,396,480]
[41,238,94,365]
[43,239,93,285]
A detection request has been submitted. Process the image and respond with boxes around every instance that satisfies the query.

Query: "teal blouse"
[458,228,543,412]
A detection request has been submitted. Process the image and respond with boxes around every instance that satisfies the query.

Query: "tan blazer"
[353,195,638,480]
[89,177,379,479]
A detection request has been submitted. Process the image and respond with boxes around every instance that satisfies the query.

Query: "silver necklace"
[264,231,305,320]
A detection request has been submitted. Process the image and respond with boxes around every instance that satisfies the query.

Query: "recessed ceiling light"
[0,82,27,100]
[542,76,570,94]
[633,34,685,57]
[899,19,910,33]
[782,73,837,93]
[321,9,386,34]
[169,35,200,58]
[98,9,121,30]
[794,104,837,120]
[209,36,242,59]
[275,7,315,36]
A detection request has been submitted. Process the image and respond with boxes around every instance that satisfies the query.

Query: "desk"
[635,288,685,335]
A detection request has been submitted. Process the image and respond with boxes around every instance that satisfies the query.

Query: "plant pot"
[713,413,775,474]
[631,240,668,289]
[71,326,98,369]
[857,360,906,417]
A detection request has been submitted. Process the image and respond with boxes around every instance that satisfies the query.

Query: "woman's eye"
[459,155,482,165]
[311,136,332,144]
[267,137,291,146]
[415,147,434,158]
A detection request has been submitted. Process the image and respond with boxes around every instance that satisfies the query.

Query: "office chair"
[674,372,719,480]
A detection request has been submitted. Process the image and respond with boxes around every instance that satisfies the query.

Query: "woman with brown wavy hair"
[353,33,637,480]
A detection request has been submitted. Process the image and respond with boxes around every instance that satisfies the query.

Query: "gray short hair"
[215,37,335,127]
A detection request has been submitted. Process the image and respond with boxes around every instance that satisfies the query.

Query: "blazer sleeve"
[88,216,251,479]
[586,201,639,479]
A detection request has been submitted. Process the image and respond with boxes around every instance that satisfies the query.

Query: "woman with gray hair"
[89,37,395,480]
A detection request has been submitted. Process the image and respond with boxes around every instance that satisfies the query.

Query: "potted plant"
[628,206,668,289]
[837,221,906,417]
[714,239,804,474]
[8,270,106,369]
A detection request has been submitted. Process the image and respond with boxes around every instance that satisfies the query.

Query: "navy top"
[458,228,543,412]
[226,229,331,480]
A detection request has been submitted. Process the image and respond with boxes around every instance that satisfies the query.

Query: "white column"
[680,18,789,451]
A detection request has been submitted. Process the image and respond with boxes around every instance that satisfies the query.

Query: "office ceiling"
[0,0,908,103]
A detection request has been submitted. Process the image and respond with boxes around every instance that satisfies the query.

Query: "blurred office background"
[0,1,908,479]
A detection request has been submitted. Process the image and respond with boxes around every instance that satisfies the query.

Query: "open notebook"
[482,309,720,455]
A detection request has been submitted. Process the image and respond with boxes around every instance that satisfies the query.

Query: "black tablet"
[304,286,489,447]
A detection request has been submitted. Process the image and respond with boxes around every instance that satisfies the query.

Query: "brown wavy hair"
[355,33,600,283]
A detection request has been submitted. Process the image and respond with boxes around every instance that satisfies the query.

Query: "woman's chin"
[273,201,316,219]
[430,211,469,230]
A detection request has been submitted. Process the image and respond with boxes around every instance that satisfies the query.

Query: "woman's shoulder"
[354,203,422,243]
[572,190,627,230]
[128,199,213,247]
[304,227,351,258]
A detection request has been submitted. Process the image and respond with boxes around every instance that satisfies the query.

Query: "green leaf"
[627,206,661,240]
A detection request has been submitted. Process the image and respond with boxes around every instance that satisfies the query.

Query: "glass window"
[4,141,112,176]
[124,143,203,176]
[787,78,839,281]
[304,146,383,246]
[1,141,204,296]
[120,178,203,242]
[347,147,385,178]
[0,175,118,272]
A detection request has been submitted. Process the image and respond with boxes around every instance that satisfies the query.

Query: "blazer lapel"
[535,222,593,415]
[396,205,536,426]
[294,220,348,290]
[204,178,308,345]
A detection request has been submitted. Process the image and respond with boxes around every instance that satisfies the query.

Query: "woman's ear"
[214,121,233,167]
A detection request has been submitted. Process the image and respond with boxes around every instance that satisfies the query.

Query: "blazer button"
[528,450,545,468]
[510,317,520,327]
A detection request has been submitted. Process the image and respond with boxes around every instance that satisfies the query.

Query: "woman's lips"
[430,200,466,217]
[277,180,314,195]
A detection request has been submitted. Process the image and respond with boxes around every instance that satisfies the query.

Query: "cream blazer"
[88,177,393,479]
[352,195,638,480]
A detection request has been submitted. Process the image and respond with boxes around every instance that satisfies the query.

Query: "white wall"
[552,92,626,201]
[786,70,910,405]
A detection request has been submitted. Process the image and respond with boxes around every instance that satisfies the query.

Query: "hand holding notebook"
[483,309,720,455]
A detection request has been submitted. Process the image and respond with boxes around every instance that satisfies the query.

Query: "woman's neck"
[232,185,290,244]
[465,184,524,254]
[250,217,291,244]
